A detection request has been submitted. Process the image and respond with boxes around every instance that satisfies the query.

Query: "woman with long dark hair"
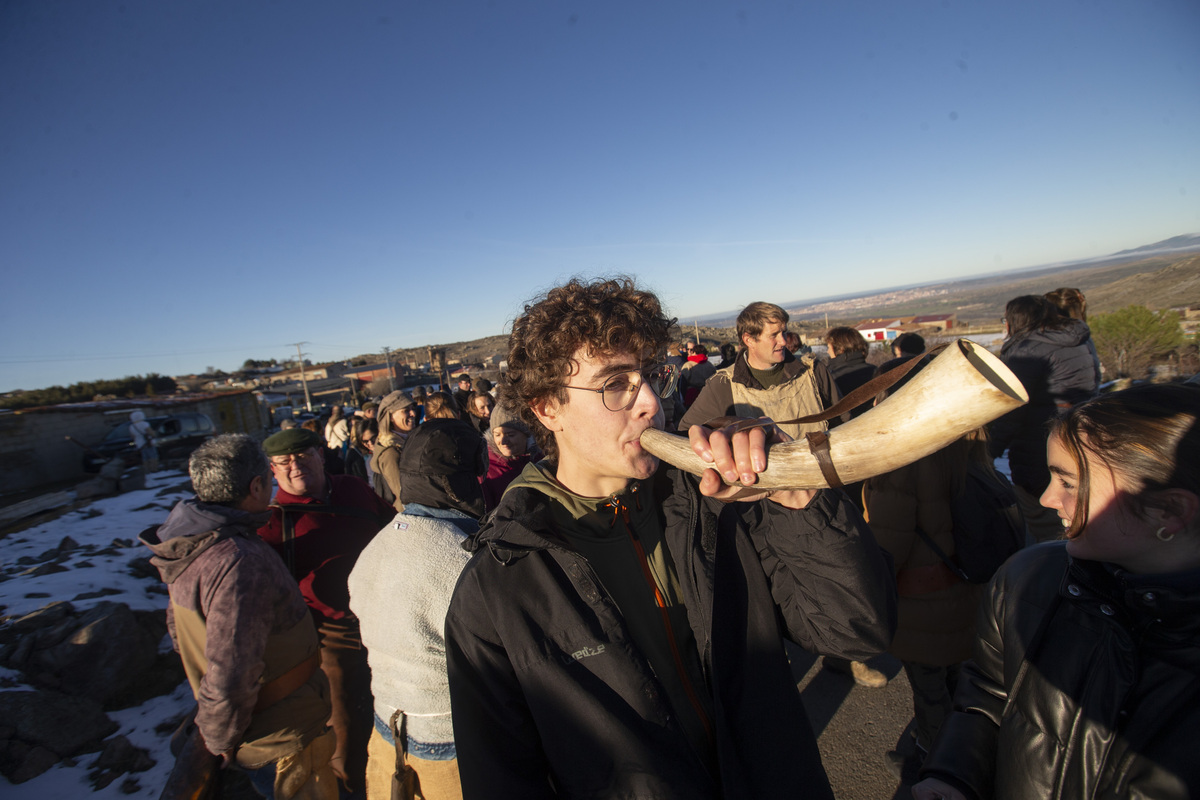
[915,383,1200,799]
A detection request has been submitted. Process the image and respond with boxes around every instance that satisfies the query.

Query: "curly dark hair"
[505,277,675,461]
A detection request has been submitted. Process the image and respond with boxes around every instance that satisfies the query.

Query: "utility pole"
[290,342,313,411]
[693,321,700,344]
[382,347,395,392]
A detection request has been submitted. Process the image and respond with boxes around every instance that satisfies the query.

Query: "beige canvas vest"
[173,602,328,768]
[727,355,828,441]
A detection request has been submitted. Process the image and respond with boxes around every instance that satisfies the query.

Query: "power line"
[288,342,313,411]
[0,345,291,365]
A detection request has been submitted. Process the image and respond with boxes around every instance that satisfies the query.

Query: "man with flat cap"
[258,427,395,797]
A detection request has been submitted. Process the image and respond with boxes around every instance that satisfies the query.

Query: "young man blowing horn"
[445,277,896,799]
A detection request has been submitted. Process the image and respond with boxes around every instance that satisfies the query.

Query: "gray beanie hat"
[489,398,530,435]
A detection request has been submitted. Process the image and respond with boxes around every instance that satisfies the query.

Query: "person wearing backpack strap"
[862,430,1000,780]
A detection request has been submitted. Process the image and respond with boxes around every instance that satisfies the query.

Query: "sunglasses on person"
[562,363,680,412]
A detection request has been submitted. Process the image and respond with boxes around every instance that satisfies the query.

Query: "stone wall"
[0,391,268,495]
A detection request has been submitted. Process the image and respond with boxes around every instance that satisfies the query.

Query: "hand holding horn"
[686,417,820,508]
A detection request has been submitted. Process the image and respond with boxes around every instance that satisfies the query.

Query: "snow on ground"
[1,470,196,799]
[0,470,193,618]
[994,454,1011,480]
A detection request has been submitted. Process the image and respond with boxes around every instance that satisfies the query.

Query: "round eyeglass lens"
[601,372,640,411]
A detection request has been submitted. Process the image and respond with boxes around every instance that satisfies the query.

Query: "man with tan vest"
[678,301,840,440]
[679,301,888,688]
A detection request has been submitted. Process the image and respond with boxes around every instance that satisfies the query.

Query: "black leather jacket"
[921,542,1200,799]
[446,466,896,800]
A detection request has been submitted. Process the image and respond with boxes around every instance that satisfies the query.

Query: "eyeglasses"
[562,364,680,412]
[269,451,317,467]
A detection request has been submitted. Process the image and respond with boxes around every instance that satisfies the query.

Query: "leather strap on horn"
[804,430,843,489]
[702,342,950,432]
[778,342,950,426]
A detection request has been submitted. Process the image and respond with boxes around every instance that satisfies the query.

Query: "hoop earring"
[1156,526,1175,542]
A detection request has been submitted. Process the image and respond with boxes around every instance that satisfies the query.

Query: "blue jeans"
[373,713,456,761]
[245,762,278,798]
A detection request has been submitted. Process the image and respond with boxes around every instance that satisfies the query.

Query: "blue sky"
[2,0,1197,393]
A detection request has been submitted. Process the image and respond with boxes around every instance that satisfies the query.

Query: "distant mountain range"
[1112,233,1200,258]
[692,234,1200,328]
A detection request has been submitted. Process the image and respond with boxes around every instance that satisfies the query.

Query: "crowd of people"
[136,278,1200,800]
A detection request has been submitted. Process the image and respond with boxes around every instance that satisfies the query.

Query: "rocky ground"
[0,472,199,798]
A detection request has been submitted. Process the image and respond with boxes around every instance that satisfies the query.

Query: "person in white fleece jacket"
[348,417,486,800]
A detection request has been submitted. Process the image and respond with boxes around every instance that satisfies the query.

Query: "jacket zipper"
[608,490,715,748]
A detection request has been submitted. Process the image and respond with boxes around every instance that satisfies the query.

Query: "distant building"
[343,361,403,384]
[0,391,266,495]
[855,319,907,342]
[263,363,347,386]
[910,313,957,331]
[854,313,957,342]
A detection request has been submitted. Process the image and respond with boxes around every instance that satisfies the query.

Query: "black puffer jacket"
[989,320,1098,493]
[446,466,896,800]
[921,543,1200,799]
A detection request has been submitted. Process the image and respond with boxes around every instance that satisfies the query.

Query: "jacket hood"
[469,461,658,562]
[830,350,867,366]
[1002,318,1091,355]
[397,418,486,518]
[139,498,270,583]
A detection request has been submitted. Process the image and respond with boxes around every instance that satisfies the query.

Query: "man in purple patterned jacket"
[141,434,337,800]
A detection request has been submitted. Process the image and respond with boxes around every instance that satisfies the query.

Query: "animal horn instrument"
[640,339,1027,490]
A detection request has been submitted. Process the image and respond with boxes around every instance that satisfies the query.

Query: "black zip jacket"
[445,466,896,799]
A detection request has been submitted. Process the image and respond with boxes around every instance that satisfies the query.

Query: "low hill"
[1085,255,1200,312]
[766,252,1200,329]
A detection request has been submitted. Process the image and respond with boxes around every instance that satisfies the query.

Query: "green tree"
[1090,305,1184,379]
[242,358,278,370]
